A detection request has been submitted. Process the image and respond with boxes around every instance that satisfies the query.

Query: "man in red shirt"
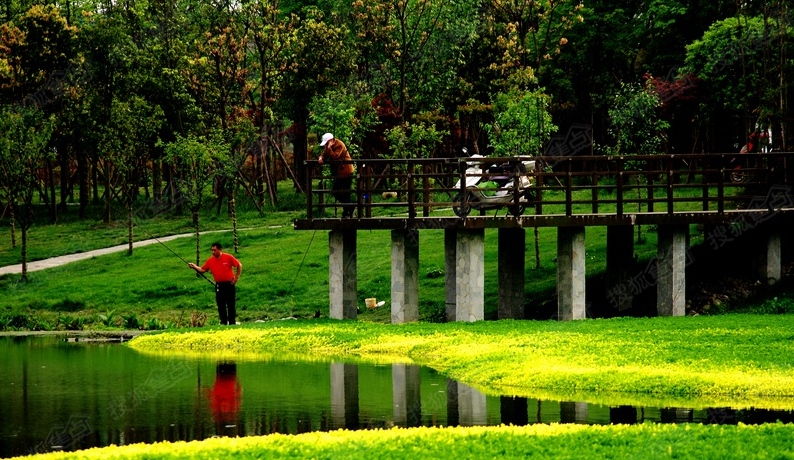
[188,242,242,325]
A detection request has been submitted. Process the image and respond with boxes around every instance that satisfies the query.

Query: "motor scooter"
[452,149,535,217]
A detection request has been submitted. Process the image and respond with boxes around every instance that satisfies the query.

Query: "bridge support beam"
[446,380,487,426]
[444,229,457,322]
[656,224,687,317]
[606,225,635,313]
[329,229,357,319]
[330,362,359,429]
[498,228,525,319]
[560,401,589,423]
[557,226,586,320]
[755,226,781,285]
[392,364,421,427]
[391,229,419,323]
[456,229,485,322]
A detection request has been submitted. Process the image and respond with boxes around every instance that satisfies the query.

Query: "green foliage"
[308,87,378,157]
[607,81,669,155]
[19,423,794,460]
[682,15,791,114]
[56,314,84,330]
[123,313,141,330]
[384,119,447,160]
[484,89,557,156]
[161,131,228,212]
[145,317,166,330]
[99,309,117,327]
[0,105,56,210]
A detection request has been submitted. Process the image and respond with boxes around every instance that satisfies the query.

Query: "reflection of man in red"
[207,362,242,429]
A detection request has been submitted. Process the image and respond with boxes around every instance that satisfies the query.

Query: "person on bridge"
[188,242,242,325]
[317,132,355,218]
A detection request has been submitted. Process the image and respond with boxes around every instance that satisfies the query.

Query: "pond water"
[2,335,794,458]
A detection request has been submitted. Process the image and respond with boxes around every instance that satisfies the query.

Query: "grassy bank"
[128,314,794,410]
[17,422,794,460]
[0,202,668,329]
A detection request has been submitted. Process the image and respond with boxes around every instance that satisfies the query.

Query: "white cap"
[320,133,334,147]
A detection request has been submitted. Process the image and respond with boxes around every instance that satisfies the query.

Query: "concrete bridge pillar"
[557,226,586,320]
[456,229,485,322]
[500,396,528,426]
[391,229,419,323]
[656,224,688,317]
[606,225,635,313]
[498,228,525,319]
[392,364,422,427]
[755,226,781,285]
[330,362,359,429]
[329,229,357,319]
[560,401,589,423]
[444,229,457,322]
[447,380,487,426]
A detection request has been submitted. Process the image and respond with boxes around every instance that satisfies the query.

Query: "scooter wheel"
[452,193,472,217]
[730,170,748,183]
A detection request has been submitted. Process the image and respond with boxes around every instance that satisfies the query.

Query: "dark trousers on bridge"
[332,176,354,218]
[215,281,236,325]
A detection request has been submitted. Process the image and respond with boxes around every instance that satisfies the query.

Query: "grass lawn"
[128,315,794,410]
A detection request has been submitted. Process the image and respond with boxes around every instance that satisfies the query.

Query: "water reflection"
[2,335,794,458]
[206,362,242,436]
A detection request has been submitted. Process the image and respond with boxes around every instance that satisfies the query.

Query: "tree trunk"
[534,227,540,269]
[153,159,162,205]
[92,156,100,204]
[193,209,200,265]
[59,143,69,213]
[9,203,15,249]
[20,217,28,282]
[127,192,134,256]
[104,166,112,224]
[78,149,88,219]
[229,195,238,253]
[46,159,57,223]
[292,119,308,192]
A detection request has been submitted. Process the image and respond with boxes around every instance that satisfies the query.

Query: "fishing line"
[134,223,216,286]
[290,229,317,291]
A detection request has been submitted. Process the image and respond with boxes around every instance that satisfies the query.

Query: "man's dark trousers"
[215,281,236,325]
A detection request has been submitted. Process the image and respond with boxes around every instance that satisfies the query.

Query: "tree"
[682,14,792,150]
[162,132,227,264]
[281,8,356,185]
[351,0,471,122]
[606,79,669,155]
[0,105,55,281]
[485,88,557,156]
[99,96,164,255]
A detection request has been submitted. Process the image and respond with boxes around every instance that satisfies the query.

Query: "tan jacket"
[320,139,354,178]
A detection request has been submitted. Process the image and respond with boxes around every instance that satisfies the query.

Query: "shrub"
[123,313,141,330]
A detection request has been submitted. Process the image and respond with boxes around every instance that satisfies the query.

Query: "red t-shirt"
[201,253,241,283]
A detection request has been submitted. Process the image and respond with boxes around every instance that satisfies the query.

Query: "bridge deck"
[293,153,794,230]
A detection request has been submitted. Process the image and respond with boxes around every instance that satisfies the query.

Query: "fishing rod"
[134,224,216,286]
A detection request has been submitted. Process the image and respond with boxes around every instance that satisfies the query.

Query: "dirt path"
[0,230,235,276]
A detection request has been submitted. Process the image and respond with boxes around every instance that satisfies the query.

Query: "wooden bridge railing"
[303,152,792,221]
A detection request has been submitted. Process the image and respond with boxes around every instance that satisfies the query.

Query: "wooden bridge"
[293,152,794,322]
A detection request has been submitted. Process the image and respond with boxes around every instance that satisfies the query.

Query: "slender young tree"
[0,105,55,281]
[162,132,227,264]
